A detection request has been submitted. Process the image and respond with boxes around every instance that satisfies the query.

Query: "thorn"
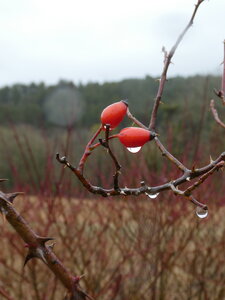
[24,245,49,266]
[36,248,48,264]
[73,274,86,284]
[37,236,55,246]
[6,192,25,203]
[210,155,214,164]
[48,242,56,250]
[191,164,196,172]
[24,251,37,267]
[0,191,11,205]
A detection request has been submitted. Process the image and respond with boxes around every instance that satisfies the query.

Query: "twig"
[78,125,102,173]
[149,0,205,131]
[184,161,225,196]
[210,99,225,129]
[154,137,188,172]
[56,150,225,199]
[99,124,122,190]
[169,183,207,210]
[126,108,148,130]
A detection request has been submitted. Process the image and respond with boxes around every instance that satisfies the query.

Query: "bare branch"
[149,0,205,131]
[184,161,225,196]
[78,125,102,173]
[154,137,188,172]
[210,99,225,129]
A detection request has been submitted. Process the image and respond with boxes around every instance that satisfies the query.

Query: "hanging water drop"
[145,192,159,199]
[126,146,142,153]
[195,206,208,219]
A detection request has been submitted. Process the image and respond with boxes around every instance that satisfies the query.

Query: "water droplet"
[126,146,141,153]
[186,177,190,181]
[145,192,159,199]
[196,206,208,219]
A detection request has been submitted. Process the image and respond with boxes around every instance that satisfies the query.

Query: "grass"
[1,192,225,300]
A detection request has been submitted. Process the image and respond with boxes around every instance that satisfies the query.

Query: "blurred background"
[0,1,225,299]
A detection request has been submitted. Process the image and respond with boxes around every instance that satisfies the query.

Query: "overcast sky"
[0,0,224,86]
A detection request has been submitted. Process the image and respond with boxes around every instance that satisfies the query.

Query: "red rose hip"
[101,100,128,129]
[118,127,152,148]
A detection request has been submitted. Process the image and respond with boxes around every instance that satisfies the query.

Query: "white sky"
[0,0,224,86]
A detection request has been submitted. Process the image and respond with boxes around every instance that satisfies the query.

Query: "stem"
[210,99,225,129]
[101,125,121,190]
[78,126,102,173]
[222,40,225,95]
[149,0,205,131]
[154,137,188,172]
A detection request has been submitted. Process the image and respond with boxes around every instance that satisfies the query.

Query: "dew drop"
[196,206,208,219]
[145,192,159,199]
[126,146,142,153]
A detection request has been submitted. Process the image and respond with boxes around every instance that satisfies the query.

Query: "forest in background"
[0,75,221,129]
[0,75,224,192]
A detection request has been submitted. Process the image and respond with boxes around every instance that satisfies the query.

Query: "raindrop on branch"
[126,146,142,153]
[145,192,159,199]
[196,206,208,219]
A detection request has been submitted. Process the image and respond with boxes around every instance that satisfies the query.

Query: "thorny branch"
[0,190,93,300]
[56,0,221,211]
[210,40,225,127]
[149,0,205,131]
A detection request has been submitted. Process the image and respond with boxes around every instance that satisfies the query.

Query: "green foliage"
[0,75,221,130]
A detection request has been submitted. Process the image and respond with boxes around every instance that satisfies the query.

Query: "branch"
[99,124,122,190]
[154,137,188,172]
[56,149,225,209]
[78,125,102,174]
[149,0,205,131]
[55,0,214,211]
[0,190,93,300]
[210,99,225,129]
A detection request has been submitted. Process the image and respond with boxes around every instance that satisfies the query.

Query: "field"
[1,188,225,300]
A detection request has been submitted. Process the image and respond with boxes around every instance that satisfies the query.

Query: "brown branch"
[126,108,148,130]
[55,0,215,211]
[169,183,207,210]
[214,40,225,104]
[222,40,225,96]
[149,0,205,131]
[78,125,102,173]
[184,161,225,196]
[56,150,225,203]
[154,137,188,172]
[0,191,93,300]
[99,124,122,190]
[210,99,225,129]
